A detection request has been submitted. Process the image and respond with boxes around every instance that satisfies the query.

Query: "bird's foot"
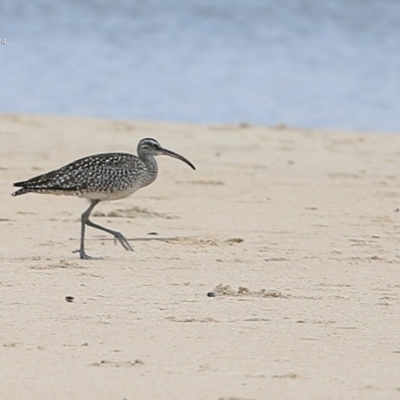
[72,249,101,260]
[113,231,134,251]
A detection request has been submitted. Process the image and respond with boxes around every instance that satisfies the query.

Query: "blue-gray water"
[1,0,400,132]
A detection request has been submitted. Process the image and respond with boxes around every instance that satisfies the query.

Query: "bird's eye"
[152,144,160,150]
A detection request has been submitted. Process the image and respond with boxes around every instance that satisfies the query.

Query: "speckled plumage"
[12,152,157,200]
[12,138,195,259]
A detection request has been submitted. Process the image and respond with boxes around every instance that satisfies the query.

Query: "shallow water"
[1,0,400,132]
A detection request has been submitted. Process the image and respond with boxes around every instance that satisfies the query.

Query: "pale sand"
[0,114,399,399]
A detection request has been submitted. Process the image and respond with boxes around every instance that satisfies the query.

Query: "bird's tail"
[12,181,32,197]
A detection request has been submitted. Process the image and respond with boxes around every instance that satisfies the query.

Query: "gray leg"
[74,200,100,259]
[74,199,133,259]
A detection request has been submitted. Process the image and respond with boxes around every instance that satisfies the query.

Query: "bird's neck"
[141,154,158,176]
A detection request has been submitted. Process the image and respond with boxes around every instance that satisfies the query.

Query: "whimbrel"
[12,138,195,259]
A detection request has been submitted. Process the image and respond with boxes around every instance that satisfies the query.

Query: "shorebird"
[12,138,195,259]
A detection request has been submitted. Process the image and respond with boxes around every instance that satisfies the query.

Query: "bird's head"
[137,138,196,170]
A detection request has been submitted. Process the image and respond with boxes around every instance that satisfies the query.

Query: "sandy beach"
[0,114,399,399]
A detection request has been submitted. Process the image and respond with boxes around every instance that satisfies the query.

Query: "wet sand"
[0,114,399,399]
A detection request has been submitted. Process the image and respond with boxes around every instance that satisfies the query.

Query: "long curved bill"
[160,147,196,170]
